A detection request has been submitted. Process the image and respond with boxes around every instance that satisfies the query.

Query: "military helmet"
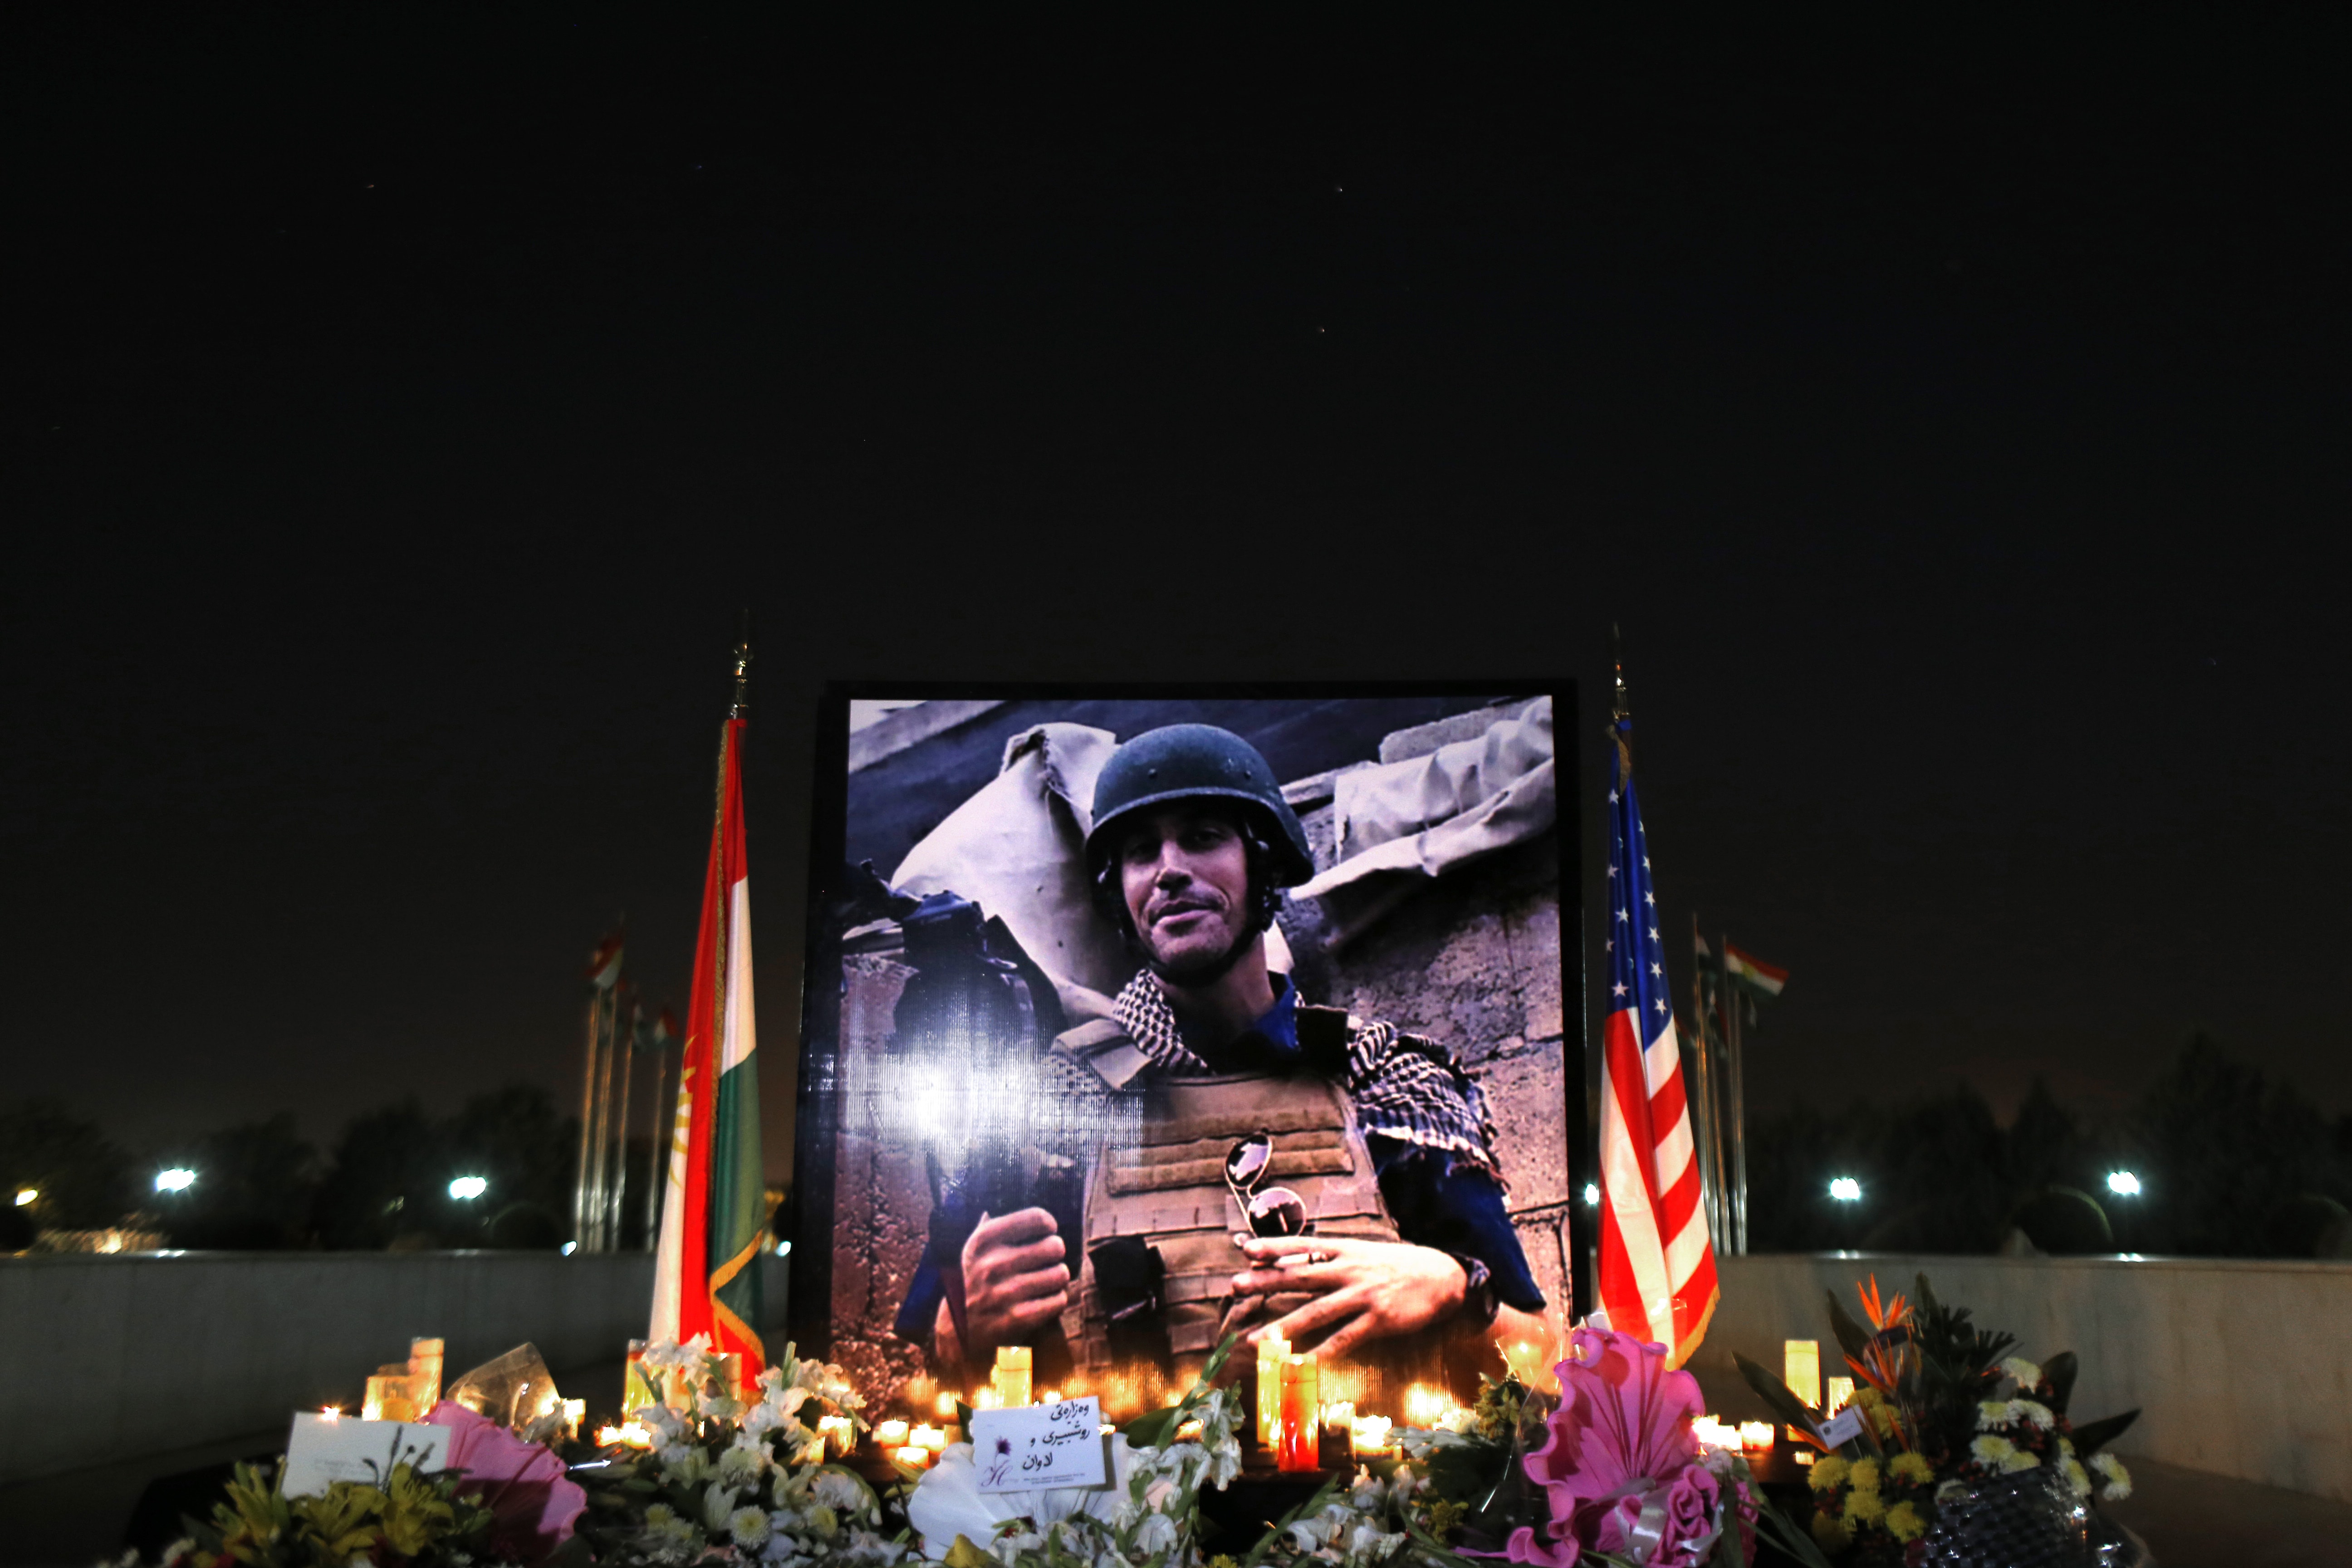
[1085,724,1316,888]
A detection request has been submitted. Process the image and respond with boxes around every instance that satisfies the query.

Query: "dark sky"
[6,8,2347,1178]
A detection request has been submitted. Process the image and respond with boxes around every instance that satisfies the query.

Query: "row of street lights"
[1822,1170,2146,1201]
[0,1170,502,1201]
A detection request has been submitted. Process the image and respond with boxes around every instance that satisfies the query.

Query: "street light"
[1583,1183,1600,1207]
[155,1169,196,1193]
[2106,1171,2141,1197]
[1828,1177,1863,1202]
[448,1176,489,1200]
[12,1189,34,1207]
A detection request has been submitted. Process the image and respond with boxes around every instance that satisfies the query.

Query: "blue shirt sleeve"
[1367,1134,1547,1313]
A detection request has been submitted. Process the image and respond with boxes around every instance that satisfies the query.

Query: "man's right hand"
[946,1207,1070,1358]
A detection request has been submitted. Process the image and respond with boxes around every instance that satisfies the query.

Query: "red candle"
[1277,1354,1321,1472]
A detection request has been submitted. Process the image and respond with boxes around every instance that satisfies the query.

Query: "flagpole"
[573,982,602,1249]
[608,991,637,1247]
[642,1024,673,1251]
[1688,913,1721,1251]
[586,983,616,1250]
[1725,931,1748,1255]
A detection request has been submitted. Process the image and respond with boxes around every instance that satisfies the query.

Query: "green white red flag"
[1723,941,1787,997]
[649,715,766,1381]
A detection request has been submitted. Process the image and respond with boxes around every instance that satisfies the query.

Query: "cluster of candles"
[873,1419,956,1470]
[1690,1416,1777,1455]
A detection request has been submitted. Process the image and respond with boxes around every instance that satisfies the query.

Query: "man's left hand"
[1223,1235,1468,1360]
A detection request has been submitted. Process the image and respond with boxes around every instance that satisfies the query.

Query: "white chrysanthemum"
[2061,1457,2092,1499]
[1999,1449,2042,1474]
[2000,1356,2043,1389]
[1936,1478,1970,1504]
[1347,1523,1406,1563]
[2091,1451,2133,1500]
[2011,1399,2054,1430]
[1978,1398,2014,1428]
[1971,1434,2016,1465]
[731,1506,774,1548]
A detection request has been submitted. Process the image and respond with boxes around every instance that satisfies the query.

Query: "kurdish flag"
[1723,941,1788,998]
[649,712,766,1380]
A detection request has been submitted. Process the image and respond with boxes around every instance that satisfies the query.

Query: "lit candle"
[992,1345,1034,1408]
[935,1392,959,1419]
[1782,1341,1821,1442]
[876,1419,911,1448]
[1175,1418,1204,1442]
[972,1387,1003,1411]
[1321,1401,1355,1434]
[817,1415,854,1456]
[562,1399,586,1440]
[913,1424,947,1453]
[1039,1390,1062,1406]
[1825,1377,1854,1415]
[1738,1421,1774,1456]
[1350,1414,1394,1459]
[1402,1384,1451,1428]
[895,1445,931,1470]
[319,1405,342,1422]
[1255,1333,1290,1445]
[1277,1353,1321,1472]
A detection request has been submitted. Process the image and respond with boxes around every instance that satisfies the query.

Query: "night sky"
[7,9,2347,1180]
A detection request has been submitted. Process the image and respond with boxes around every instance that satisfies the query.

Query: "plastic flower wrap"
[1503,1324,1752,1567]
[426,1400,589,1561]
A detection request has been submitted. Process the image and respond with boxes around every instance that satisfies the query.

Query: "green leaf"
[1825,1289,1873,1366]
[1734,1352,1823,1446]
[1749,1494,1840,1568]
[2068,1409,2140,1457]
[1117,1406,1181,1449]
[1236,1472,1342,1568]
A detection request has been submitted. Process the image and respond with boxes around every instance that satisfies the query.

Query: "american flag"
[1596,730,1719,1365]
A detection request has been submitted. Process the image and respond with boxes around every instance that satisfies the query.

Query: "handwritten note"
[970,1397,1109,1493]
[1814,1406,1865,1450]
[282,1413,450,1498]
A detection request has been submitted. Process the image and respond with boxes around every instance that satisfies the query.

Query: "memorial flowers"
[1736,1274,2141,1566]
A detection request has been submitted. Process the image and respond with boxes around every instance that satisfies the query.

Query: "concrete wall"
[0,1250,789,1485]
[1689,1253,2352,1502]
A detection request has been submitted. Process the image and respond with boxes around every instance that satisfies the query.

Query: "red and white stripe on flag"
[1596,739,1718,1367]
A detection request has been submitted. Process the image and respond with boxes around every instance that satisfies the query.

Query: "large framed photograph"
[789,684,1582,1427]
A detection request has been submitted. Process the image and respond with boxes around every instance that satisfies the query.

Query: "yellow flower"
[1999,1449,2042,1474]
[1809,1455,1851,1493]
[1884,1502,1926,1543]
[1889,1451,1933,1486]
[1847,1458,1882,1495]
[1811,1512,1852,1553]
[1843,1488,1886,1527]
[944,1536,994,1568]
[1852,1385,1884,1410]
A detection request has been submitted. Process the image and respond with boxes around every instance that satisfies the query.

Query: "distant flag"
[1597,727,1719,1367]
[637,1004,680,1055]
[1723,942,1788,999]
[585,930,626,990]
[649,660,766,1383]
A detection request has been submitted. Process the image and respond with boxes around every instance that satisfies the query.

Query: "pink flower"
[425,1401,588,1563]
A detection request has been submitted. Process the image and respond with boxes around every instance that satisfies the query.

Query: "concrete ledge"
[0,1250,788,1485]
[1692,1252,2352,1503]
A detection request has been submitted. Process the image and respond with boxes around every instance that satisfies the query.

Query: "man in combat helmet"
[925,723,1549,1403]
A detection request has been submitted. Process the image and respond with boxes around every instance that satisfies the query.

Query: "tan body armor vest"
[1052,1008,1449,1418]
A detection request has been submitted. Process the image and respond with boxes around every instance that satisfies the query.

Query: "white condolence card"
[970,1397,1109,1494]
[282,1412,451,1498]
